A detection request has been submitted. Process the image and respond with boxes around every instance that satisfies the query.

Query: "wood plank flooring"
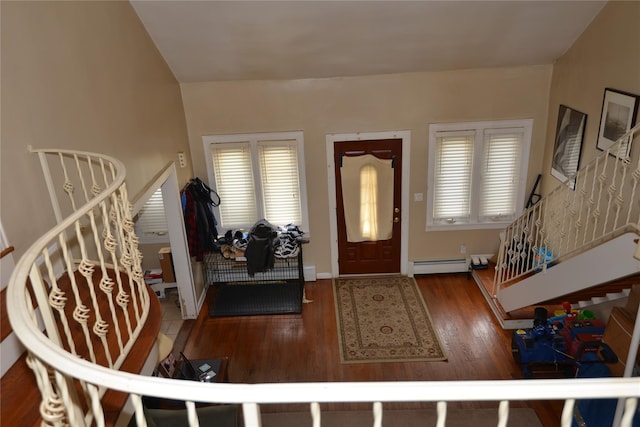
[178,274,564,426]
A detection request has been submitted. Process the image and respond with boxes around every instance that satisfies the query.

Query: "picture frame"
[551,104,586,190]
[596,88,639,158]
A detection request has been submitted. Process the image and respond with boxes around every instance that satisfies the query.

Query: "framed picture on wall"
[551,104,586,190]
[596,88,639,158]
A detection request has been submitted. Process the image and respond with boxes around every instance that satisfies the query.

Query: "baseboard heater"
[412,258,468,275]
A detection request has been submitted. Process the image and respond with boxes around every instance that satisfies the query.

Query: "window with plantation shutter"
[432,130,474,224]
[203,131,309,233]
[211,142,258,228]
[134,188,169,243]
[258,141,302,226]
[479,128,523,221]
[427,120,532,230]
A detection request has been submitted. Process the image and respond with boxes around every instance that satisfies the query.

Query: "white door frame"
[325,130,411,278]
[0,218,26,377]
[132,163,201,319]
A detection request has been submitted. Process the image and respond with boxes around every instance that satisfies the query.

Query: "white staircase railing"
[7,149,151,426]
[494,124,640,296]
[7,149,640,427]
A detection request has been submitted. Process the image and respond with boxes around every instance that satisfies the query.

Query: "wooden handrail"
[0,246,14,260]
[1,246,15,341]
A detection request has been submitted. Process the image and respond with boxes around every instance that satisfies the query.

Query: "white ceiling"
[130,1,607,83]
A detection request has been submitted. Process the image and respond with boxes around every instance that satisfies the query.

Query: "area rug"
[333,276,447,363]
[260,408,542,427]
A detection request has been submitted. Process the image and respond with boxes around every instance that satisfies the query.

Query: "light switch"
[414,193,423,202]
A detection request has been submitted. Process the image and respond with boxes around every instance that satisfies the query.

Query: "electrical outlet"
[178,152,186,168]
[460,244,467,254]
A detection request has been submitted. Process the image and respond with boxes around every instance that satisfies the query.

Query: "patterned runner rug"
[333,276,447,363]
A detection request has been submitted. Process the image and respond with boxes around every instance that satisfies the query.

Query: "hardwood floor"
[178,274,564,426]
[1,274,163,427]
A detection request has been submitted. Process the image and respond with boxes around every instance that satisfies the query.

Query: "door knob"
[394,217,400,223]
[394,207,400,213]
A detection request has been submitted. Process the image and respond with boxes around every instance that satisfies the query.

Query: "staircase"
[5,147,640,426]
[475,124,640,328]
[3,149,160,426]
[474,262,638,329]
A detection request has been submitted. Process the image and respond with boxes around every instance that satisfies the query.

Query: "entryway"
[133,164,203,319]
[326,131,411,277]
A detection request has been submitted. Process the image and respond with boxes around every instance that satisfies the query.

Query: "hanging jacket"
[182,178,220,260]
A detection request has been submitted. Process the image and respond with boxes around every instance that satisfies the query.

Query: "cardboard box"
[158,247,175,283]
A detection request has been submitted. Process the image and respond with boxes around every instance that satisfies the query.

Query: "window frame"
[426,119,533,231]
[203,131,310,234]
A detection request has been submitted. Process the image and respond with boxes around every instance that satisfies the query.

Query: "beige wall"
[3,0,634,276]
[1,1,192,257]
[181,66,553,274]
[541,0,640,195]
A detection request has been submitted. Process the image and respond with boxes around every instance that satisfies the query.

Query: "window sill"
[426,222,511,232]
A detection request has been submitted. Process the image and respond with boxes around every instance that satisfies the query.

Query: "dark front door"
[334,139,402,275]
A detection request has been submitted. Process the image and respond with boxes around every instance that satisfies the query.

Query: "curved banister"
[0,246,15,259]
[7,149,150,425]
[7,149,640,427]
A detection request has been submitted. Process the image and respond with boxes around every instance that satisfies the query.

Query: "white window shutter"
[210,143,258,228]
[203,131,309,232]
[257,140,302,226]
[479,128,523,221]
[428,120,532,230]
[432,131,475,223]
[135,188,169,243]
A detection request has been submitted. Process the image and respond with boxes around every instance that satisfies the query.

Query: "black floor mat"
[209,282,303,317]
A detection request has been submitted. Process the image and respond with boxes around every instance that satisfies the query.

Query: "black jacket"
[245,219,279,276]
